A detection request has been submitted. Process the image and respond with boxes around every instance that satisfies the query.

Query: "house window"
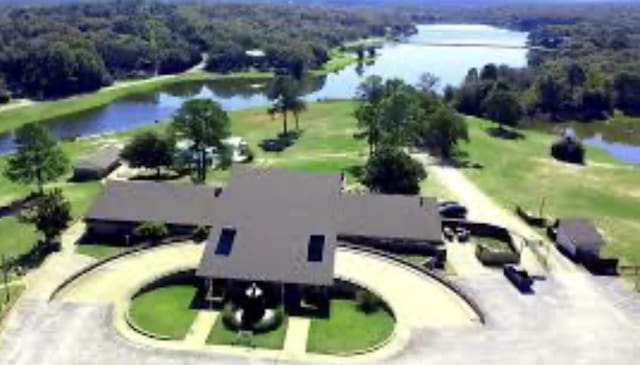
[307,235,325,262]
[215,227,236,256]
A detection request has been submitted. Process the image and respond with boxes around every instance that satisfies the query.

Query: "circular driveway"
[55,243,479,362]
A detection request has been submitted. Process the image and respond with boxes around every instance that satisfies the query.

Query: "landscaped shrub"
[134,222,169,242]
[551,136,585,164]
[0,89,9,104]
[355,290,381,314]
[192,225,210,242]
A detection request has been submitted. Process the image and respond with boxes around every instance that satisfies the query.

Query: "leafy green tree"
[363,147,426,195]
[613,72,640,115]
[567,63,587,95]
[21,189,71,248]
[267,76,305,135]
[480,63,498,81]
[171,99,231,183]
[4,123,69,194]
[355,75,386,155]
[416,106,468,159]
[537,76,567,115]
[121,131,175,177]
[483,90,523,130]
[378,80,423,148]
[356,46,365,62]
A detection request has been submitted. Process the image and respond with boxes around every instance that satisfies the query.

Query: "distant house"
[555,218,606,260]
[72,145,122,181]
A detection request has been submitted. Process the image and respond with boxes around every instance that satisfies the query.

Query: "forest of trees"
[0,1,413,99]
[429,4,640,122]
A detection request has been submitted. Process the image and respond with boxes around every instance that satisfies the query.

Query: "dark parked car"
[503,265,534,293]
[438,201,468,219]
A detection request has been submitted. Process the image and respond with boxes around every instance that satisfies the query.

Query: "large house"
[85,166,443,312]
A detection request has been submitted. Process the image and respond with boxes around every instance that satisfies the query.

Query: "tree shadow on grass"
[440,150,484,170]
[345,164,365,182]
[486,126,526,140]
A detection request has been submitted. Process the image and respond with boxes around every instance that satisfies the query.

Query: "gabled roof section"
[337,194,442,243]
[197,167,341,286]
[85,181,218,226]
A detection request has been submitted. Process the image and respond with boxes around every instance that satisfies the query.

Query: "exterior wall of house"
[86,220,196,240]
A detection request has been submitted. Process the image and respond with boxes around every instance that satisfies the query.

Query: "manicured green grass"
[0,284,25,323]
[475,236,512,251]
[461,117,640,265]
[307,299,395,354]
[76,244,127,259]
[206,314,289,349]
[128,284,198,340]
[0,217,40,259]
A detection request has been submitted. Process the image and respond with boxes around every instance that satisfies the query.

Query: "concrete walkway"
[48,243,478,363]
[283,317,310,357]
[184,311,218,346]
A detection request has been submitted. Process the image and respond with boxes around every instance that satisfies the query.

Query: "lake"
[3,24,638,165]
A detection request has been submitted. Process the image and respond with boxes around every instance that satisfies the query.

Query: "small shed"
[555,218,605,260]
[72,145,122,182]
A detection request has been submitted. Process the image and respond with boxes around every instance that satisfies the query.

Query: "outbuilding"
[555,218,606,260]
[72,145,122,181]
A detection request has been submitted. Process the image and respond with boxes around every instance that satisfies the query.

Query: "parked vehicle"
[503,265,534,293]
[438,201,468,219]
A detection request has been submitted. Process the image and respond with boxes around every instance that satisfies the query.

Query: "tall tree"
[416,106,468,159]
[171,99,231,183]
[567,63,587,95]
[363,147,426,195]
[483,90,523,130]
[267,76,305,135]
[4,123,68,194]
[21,188,71,248]
[121,131,175,177]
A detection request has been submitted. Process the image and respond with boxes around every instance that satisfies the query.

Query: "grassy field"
[206,314,288,349]
[460,117,640,265]
[306,299,395,354]
[128,284,198,340]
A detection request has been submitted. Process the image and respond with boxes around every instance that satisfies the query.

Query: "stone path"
[283,317,310,357]
[184,311,218,346]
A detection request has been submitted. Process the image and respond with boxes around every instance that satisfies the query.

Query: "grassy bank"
[206,314,288,349]
[0,71,270,135]
[460,117,640,265]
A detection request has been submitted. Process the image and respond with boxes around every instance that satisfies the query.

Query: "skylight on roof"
[307,235,325,262]
[215,227,236,256]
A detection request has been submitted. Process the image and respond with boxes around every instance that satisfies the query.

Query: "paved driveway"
[2,268,639,365]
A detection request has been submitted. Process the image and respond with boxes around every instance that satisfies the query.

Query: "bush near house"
[134,222,169,242]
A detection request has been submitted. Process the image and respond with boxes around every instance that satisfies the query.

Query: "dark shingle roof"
[85,181,218,226]
[75,145,121,172]
[197,167,341,286]
[558,218,606,248]
[337,195,442,242]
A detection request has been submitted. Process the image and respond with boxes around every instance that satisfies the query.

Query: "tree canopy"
[121,131,175,176]
[171,98,231,182]
[4,123,68,194]
[363,147,426,195]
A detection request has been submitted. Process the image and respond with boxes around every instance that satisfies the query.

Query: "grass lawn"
[307,299,395,354]
[0,284,25,323]
[460,117,640,265]
[128,284,198,340]
[76,244,128,259]
[206,313,288,349]
[474,236,512,251]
